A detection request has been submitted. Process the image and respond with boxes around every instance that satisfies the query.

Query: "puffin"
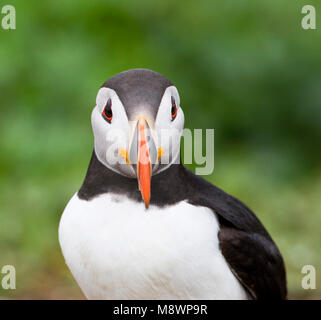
[59,69,287,300]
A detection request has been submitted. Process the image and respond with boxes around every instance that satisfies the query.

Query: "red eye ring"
[171,96,177,120]
[102,98,112,123]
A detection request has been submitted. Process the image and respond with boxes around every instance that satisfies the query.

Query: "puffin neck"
[78,151,189,207]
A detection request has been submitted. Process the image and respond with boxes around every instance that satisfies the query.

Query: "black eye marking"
[102,98,112,123]
[171,96,177,121]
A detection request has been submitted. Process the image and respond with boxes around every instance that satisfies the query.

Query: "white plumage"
[59,192,248,300]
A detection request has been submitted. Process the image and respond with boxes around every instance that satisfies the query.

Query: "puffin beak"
[137,118,151,208]
[129,117,156,209]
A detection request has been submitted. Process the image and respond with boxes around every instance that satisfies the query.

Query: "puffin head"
[91,69,185,208]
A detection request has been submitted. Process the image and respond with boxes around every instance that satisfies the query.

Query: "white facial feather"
[155,86,184,173]
[91,86,185,177]
[92,88,135,177]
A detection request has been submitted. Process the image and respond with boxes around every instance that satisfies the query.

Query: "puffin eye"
[102,98,112,123]
[171,96,177,121]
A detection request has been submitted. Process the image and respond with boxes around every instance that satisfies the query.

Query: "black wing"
[182,166,287,299]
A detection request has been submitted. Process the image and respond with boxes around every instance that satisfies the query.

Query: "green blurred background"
[0,0,320,299]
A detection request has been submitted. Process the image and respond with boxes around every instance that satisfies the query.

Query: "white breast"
[59,193,248,300]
